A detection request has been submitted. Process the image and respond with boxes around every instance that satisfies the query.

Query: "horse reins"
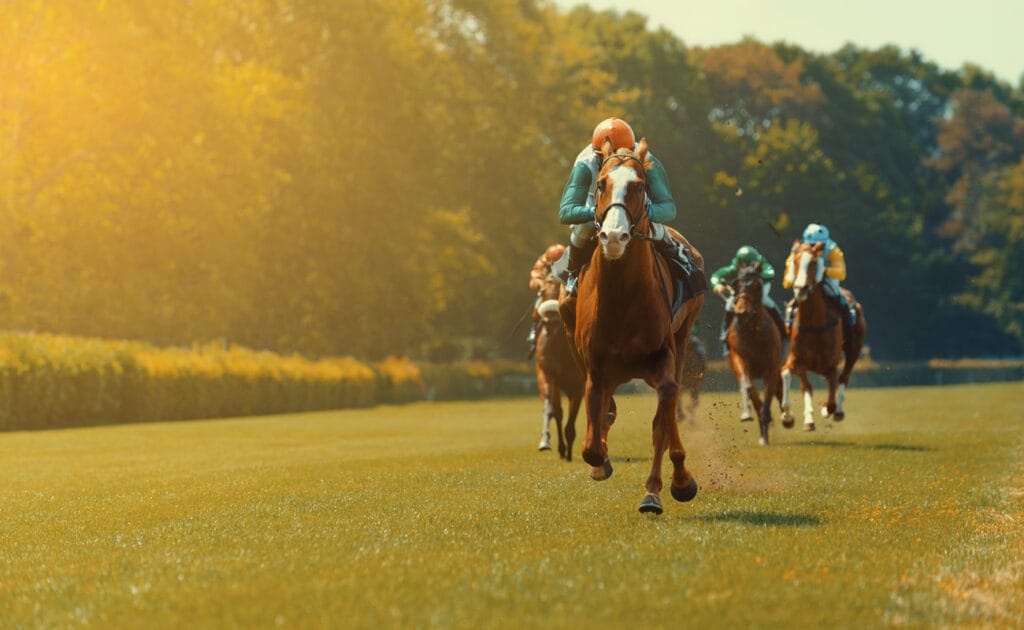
[594,153,650,238]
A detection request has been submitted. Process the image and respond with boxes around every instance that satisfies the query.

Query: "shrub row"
[0,332,533,431]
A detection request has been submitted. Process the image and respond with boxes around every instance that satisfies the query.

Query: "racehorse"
[678,333,706,424]
[780,241,867,430]
[726,264,783,445]
[531,246,584,460]
[558,138,705,514]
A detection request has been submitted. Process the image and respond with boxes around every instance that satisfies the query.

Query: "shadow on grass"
[780,440,931,452]
[696,510,822,528]
[611,455,652,464]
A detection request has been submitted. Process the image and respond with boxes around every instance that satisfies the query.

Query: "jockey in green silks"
[710,245,786,356]
[557,117,706,298]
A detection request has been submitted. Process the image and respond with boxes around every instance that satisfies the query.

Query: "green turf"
[1,382,1021,628]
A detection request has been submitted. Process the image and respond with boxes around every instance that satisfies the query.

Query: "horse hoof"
[782,417,795,429]
[589,459,613,481]
[582,449,605,468]
[759,436,768,446]
[803,422,816,432]
[639,493,663,514]
[834,411,845,422]
[740,414,754,423]
[670,477,698,502]
[538,443,551,451]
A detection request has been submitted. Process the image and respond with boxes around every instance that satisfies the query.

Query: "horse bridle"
[594,153,649,238]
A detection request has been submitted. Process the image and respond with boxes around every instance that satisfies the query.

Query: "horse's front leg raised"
[581,376,613,480]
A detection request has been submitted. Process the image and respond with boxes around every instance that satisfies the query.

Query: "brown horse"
[531,246,584,460]
[558,139,705,514]
[780,241,867,430]
[726,264,783,445]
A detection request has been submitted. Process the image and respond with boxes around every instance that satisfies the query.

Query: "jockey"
[526,244,566,358]
[783,223,857,342]
[710,245,786,356]
[558,117,705,297]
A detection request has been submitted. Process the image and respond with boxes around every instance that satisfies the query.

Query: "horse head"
[733,263,764,322]
[789,241,825,303]
[593,138,652,260]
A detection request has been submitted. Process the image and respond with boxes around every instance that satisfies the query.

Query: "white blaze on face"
[598,164,638,259]
[793,251,812,290]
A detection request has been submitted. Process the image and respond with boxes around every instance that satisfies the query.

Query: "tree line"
[1,0,1021,361]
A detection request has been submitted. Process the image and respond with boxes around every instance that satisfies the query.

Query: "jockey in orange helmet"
[557,117,705,297]
[783,223,857,343]
[526,244,566,358]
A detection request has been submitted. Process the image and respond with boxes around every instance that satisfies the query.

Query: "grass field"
[1,382,1022,628]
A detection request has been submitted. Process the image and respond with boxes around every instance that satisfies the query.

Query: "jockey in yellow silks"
[783,223,856,341]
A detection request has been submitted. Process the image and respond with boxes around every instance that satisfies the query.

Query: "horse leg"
[537,372,553,451]
[730,354,754,422]
[582,377,613,480]
[759,370,779,446]
[552,387,566,458]
[800,372,815,431]
[564,392,582,462]
[642,355,697,513]
[758,385,771,446]
[780,361,795,429]
[821,367,838,420]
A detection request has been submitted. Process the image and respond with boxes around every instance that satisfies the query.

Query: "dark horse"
[531,245,584,460]
[780,241,867,430]
[726,264,783,445]
[559,138,705,514]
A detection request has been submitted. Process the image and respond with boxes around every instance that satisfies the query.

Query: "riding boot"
[565,240,596,297]
[651,228,708,297]
[826,293,856,355]
[720,311,734,357]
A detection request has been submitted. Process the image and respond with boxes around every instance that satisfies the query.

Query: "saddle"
[656,240,706,319]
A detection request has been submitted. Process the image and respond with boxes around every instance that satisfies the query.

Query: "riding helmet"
[591,117,636,151]
[735,245,760,265]
[802,223,830,244]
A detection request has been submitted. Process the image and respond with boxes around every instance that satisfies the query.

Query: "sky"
[552,0,1023,85]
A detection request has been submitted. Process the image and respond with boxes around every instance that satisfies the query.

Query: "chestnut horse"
[531,246,584,460]
[558,139,704,514]
[726,264,783,445]
[780,241,867,430]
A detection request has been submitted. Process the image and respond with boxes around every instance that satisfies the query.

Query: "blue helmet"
[803,223,829,244]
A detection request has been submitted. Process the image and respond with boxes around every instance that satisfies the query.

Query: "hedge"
[0,332,532,431]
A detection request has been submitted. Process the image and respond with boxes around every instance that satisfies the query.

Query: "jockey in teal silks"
[710,245,786,356]
[557,117,705,298]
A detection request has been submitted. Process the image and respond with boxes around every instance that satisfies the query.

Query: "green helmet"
[735,245,760,265]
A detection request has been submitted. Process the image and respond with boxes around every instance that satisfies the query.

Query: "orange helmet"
[591,117,635,151]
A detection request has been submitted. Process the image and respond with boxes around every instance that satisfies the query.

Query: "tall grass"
[0,383,1021,627]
